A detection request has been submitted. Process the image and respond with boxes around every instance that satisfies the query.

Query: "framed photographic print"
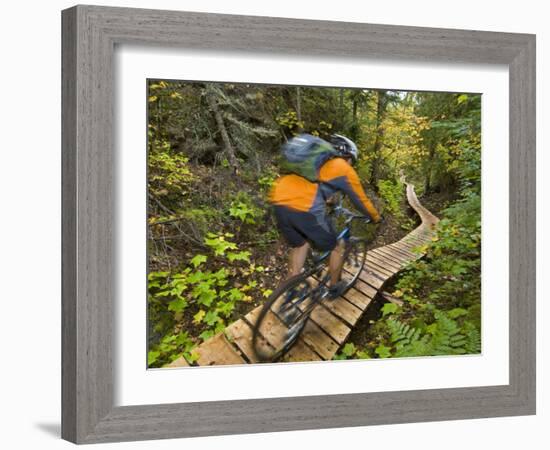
[62,4,536,444]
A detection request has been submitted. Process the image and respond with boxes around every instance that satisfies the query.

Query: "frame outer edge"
[61,5,78,443]
[83,4,529,64]
[509,35,536,413]
[63,5,116,443]
[61,5,537,444]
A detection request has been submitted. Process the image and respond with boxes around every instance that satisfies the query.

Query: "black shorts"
[273,206,337,252]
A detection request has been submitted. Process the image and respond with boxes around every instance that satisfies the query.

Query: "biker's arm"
[320,159,381,222]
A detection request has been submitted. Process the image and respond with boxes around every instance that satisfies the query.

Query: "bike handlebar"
[331,205,371,224]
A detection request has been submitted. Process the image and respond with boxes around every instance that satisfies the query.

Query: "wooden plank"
[320,295,363,326]
[351,278,379,300]
[383,243,417,259]
[195,333,246,366]
[282,337,322,362]
[400,236,424,247]
[342,264,380,290]
[243,280,343,360]
[365,256,396,277]
[355,267,385,289]
[243,303,263,325]
[390,242,419,257]
[402,230,425,241]
[414,230,432,240]
[374,245,412,262]
[371,247,410,265]
[368,250,403,269]
[374,251,410,266]
[308,305,351,345]
[410,226,430,236]
[308,274,367,322]
[366,253,401,272]
[342,286,375,310]
[362,265,390,284]
[368,264,396,280]
[285,275,353,344]
[380,291,404,307]
[299,320,340,360]
[225,317,272,364]
[367,265,389,282]
[250,309,290,351]
[401,234,426,246]
[410,236,430,246]
[242,303,327,362]
[165,356,190,368]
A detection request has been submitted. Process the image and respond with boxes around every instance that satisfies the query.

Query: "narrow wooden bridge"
[165,183,439,368]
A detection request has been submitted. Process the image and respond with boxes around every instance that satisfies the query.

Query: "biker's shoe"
[327,281,347,300]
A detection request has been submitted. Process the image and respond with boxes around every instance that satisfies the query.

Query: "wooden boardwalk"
[165,183,439,368]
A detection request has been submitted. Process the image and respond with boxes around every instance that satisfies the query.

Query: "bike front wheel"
[252,275,313,362]
[340,237,367,294]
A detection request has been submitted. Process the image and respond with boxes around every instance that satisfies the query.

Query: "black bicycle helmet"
[330,134,359,163]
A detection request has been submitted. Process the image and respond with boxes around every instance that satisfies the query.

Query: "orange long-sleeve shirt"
[269,158,380,221]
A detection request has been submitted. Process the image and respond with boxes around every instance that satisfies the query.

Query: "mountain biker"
[269,133,381,299]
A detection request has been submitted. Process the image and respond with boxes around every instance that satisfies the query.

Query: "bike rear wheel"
[252,275,313,362]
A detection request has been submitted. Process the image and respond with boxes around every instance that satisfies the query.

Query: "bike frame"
[308,207,369,275]
[281,209,370,317]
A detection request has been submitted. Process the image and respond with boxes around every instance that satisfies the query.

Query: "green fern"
[387,319,430,357]
[428,311,467,355]
[385,312,480,358]
[461,320,482,354]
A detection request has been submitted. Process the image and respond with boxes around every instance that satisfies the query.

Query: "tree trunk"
[296,86,303,132]
[370,90,388,185]
[350,97,359,141]
[205,89,239,173]
[424,143,436,193]
[338,88,345,129]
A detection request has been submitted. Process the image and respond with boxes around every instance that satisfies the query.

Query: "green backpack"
[279,134,337,182]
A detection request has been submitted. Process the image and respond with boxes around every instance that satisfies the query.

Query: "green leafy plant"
[204,232,238,256]
[228,192,262,225]
[148,331,197,368]
[229,201,257,224]
[148,140,194,200]
[381,302,399,317]
[147,230,265,366]
[384,309,480,358]
[333,343,358,360]
[377,179,405,219]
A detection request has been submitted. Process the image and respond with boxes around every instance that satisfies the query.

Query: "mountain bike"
[251,204,371,362]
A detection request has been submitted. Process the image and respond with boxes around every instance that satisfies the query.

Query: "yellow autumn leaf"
[193,310,206,324]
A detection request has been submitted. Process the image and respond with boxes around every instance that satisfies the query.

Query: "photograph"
[146,80,482,368]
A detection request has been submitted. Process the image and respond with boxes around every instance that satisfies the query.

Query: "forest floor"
[419,189,457,217]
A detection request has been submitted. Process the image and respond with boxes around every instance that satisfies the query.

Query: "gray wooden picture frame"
[61,4,536,444]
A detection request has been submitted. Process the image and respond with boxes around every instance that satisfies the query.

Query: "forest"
[146,80,482,367]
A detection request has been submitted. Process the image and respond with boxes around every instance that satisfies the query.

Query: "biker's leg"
[329,239,346,287]
[288,242,309,278]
